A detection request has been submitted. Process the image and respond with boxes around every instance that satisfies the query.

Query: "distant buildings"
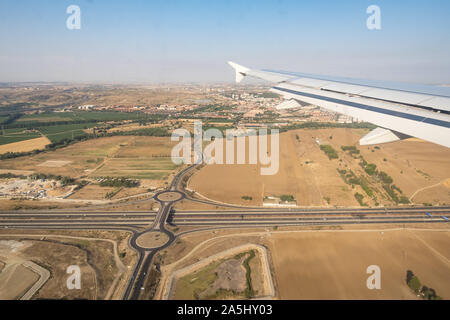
[78,105,94,110]
[263,196,297,207]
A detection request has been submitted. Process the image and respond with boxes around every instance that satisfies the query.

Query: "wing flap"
[418,97,450,112]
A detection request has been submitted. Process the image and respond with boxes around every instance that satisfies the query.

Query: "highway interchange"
[0,163,449,300]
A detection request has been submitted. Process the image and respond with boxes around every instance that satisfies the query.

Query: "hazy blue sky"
[1,0,449,84]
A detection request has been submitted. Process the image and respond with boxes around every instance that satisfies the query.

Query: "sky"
[0,0,450,84]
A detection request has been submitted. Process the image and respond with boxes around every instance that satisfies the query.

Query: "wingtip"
[227,61,249,83]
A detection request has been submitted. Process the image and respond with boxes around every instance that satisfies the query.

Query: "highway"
[0,163,449,300]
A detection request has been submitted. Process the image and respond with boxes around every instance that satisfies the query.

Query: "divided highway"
[1,163,448,300]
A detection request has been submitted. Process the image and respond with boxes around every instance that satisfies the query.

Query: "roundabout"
[135,231,170,250]
[154,191,184,203]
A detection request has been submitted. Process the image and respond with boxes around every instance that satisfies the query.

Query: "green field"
[39,123,96,143]
[0,111,153,147]
[0,116,10,124]
[0,128,42,145]
[15,111,147,125]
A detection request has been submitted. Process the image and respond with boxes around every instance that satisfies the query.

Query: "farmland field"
[188,128,450,207]
[0,136,182,185]
[0,128,42,145]
[269,228,450,299]
[0,136,51,154]
[39,123,96,143]
[0,111,155,147]
[14,111,147,124]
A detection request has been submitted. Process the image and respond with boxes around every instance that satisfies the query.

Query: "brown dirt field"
[111,187,149,200]
[0,264,39,299]
[0,136,51,155]
[0,199,90,210]
[68,185,117,200]
[0,230,137,300]
[269,229,450,299]
[107,123,160,133]
[188,128,450,207]
[0,230,136,272]
[173,199,233,211]
[85,199,159,212]
[19,239,118,300]
[21,241,98,299]
[0,169,34,175]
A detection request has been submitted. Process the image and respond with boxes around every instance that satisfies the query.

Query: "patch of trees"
[280,194,295,202]
[257,92,281,99]
[0,102,33,114]
[319,144,339,160]
[0,172,27,179]
[341,145,360,153]
[5,118,98,130]
[382,184,409,204]
[364,163,377,175]
[358,159,408,204]
[279,121,376,133]
[378,171,393,184]
[29,173,76,186]
[233,250,256,299]
[406,270,441,300]
[109,127,170,137]
[354,192,367,206]
[99,177,140,188]
[1,113,24,125]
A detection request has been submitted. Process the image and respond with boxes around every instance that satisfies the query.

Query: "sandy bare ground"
[1,234,128,300]
[0,169,34,175]
[0,263,39,299]
[0,240,44,300]
[0,137,51,155]
[37,160,72,167]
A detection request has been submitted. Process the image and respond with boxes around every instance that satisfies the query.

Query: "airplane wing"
[228,61,450,148]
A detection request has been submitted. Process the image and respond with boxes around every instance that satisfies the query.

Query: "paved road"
[20,261,51,300]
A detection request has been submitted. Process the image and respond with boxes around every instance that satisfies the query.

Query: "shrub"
[280,194,295,202]
[319,144,338,160]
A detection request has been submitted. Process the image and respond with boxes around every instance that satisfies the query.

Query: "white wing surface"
[228,61,450,148]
